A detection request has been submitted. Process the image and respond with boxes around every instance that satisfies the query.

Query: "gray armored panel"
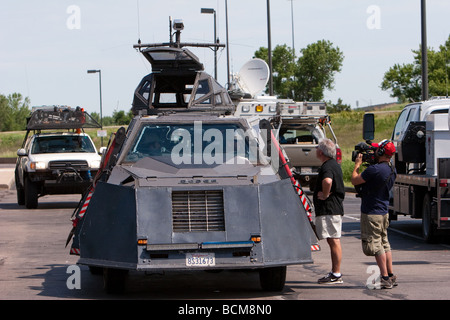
[79,182,137,268]
[136,187,173,245]
[259,179,313,265]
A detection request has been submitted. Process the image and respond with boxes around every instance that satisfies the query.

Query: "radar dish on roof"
[236,58,269,97]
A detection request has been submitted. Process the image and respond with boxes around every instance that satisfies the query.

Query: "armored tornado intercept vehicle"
[68,25,318,293]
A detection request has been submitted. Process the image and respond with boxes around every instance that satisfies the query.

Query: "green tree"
[0,93,31,131]
[327,98,351,113]
[90,111,118,127]
[381,34,450,102]
[112,109,133,125]
[254,45,297,98]
[101,116,114,127]
[89,111,101,125]
[380,63,421,103]
[254,40,344,101]
[294,40,344,101]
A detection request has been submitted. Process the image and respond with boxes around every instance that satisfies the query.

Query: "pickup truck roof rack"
[26,106,101,131]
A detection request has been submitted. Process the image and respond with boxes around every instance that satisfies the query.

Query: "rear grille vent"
[172,190,225,232]
[49,160,88,170]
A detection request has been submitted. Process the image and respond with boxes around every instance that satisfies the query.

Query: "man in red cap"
[351,139,397,289]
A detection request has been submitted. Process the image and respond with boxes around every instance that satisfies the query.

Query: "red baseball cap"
[371,139,396,156]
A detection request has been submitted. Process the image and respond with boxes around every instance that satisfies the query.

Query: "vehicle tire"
[89,266,103,275]
[422,193,438,243]
[103,268,127,294]
[24,177,38,209]
[259,266,286,291]
[308,177,317,192]
[16,177,25,206]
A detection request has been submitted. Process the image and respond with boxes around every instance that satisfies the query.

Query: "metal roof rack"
[26,106,101,130]
[131,18,234,116]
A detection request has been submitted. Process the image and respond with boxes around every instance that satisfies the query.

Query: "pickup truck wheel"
[308,177,317,192]
[24,178,38,209]
[259,266,286,291]
[422,193,438,243]
[16,180,25,205]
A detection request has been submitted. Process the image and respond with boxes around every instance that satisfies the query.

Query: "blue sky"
[0,0,449,116]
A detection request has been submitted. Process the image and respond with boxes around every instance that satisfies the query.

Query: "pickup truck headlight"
[90,160,101,169]
[30,161,46,170]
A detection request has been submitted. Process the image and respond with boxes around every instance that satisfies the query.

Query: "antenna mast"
[134,17,225,51]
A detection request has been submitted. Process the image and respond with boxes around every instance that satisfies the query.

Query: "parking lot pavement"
[0,167,14,190]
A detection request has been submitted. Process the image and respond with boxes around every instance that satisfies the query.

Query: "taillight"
[439,179,449,187]
[336,148,342,164]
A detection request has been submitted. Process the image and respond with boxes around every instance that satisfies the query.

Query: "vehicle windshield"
[279,124,324,144]
[124,123,261,166]
[31,135,96,154]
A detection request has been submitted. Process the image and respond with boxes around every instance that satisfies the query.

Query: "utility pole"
[421,0,428,101]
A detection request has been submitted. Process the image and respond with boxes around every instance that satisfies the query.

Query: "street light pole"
[201,8,218,80]
[87,69,103,146]
[267,0,273,96]
[225,0,230,88]
[289,0,295,55]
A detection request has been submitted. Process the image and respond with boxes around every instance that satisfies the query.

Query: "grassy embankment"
[0,105,404,185]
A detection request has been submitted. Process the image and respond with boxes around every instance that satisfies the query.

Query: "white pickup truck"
[15,106,104,209]
[234,98,341,190]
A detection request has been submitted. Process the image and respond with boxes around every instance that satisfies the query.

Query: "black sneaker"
[318,272,343,284]
[390,275,398,287]
[380,277,393,289]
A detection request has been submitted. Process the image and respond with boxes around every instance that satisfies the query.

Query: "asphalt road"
[1,185,450,304]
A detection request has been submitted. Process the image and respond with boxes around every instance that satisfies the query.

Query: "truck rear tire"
[25,178,38,209]
[103,268,127,294]
[259,266,286,291]
[422,193,438,243]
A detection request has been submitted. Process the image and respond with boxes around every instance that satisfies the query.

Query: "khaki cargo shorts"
[315,215,342,240]
[360,213,391,256]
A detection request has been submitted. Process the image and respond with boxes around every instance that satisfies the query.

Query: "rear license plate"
[300,167,313,174]
[186,253,215,267]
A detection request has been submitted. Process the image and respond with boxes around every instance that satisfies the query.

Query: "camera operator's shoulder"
[361,163,378,178]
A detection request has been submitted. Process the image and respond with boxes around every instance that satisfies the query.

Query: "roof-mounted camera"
[173,19,184,31]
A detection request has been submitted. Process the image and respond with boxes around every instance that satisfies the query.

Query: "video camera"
[351,141,377,165]
[351,113,378,166]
